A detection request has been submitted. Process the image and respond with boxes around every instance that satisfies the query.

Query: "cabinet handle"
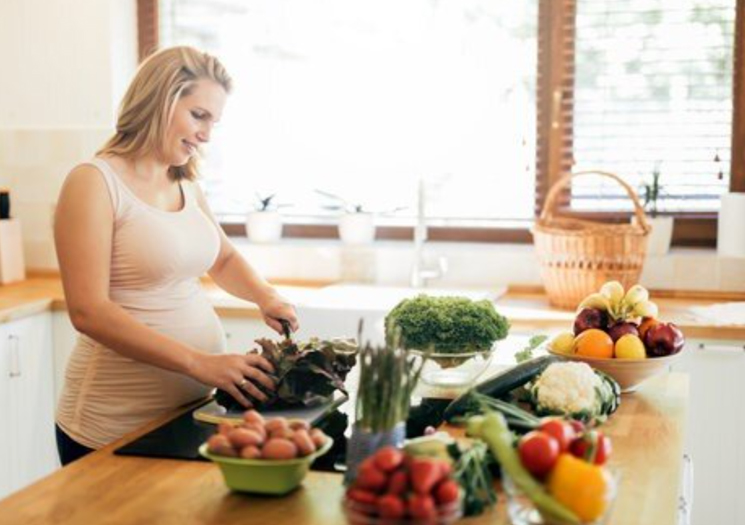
[696,342,745,353]
[8,334,21,378]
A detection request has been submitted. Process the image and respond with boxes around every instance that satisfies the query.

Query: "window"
[159,0,539,230]
[567,0,735,214]
[145,0,744,244]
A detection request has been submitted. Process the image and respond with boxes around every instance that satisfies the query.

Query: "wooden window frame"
[142,0,744,247]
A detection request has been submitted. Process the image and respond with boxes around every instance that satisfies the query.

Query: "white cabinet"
[0,313,59,500]
[670,338,745,525]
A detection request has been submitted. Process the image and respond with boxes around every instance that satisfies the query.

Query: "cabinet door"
[670,339,745,525]
[0,322,14,498]
[1,314,58,499]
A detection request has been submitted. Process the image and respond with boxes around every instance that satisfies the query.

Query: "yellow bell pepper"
[547,453,611,523]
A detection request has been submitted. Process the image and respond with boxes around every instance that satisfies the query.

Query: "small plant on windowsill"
[315,189,376,244]
[639,166,673,255]
[245,193,290,244]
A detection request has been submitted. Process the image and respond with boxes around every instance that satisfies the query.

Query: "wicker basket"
[532,171,651,310]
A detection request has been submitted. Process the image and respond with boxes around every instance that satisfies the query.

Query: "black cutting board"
[115,402,214,461]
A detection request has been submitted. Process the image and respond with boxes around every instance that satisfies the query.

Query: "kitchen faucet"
[410,178,448,288]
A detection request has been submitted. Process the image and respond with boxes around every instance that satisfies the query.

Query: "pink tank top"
[56,158,226,448]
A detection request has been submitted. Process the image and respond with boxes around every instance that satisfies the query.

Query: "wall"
[0,0,137,267]
[0,1,742,293]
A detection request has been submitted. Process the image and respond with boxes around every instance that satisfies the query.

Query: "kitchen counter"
[1,276,744,340]
[0,373,688,525]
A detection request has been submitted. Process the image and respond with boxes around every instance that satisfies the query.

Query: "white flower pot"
[245,211,283,243]
[338,213,376,245]
[646,216,674,256]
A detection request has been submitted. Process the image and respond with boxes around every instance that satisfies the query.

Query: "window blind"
[562,0,736,214]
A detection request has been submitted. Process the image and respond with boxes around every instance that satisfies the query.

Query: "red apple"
[644,322,685,357]
[573,308,609,336]
[607,322,640,343]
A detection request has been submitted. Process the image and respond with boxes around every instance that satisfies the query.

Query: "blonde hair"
[98,46,232,181]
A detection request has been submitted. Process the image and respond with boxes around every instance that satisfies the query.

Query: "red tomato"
[518,431,560,478]
[374,446,404,472]
[570,431,612,465]
[377,494,406,518]
[408,494,436,520]
[434,480,460,505]
[539,418,575,452]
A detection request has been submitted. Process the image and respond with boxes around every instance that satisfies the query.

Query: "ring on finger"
[238,379,248,388]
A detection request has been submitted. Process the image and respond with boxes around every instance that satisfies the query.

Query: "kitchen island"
[0,373,688,525]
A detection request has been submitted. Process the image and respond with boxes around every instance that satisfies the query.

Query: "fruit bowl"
[547,349,681,393]
[199,437,333,494]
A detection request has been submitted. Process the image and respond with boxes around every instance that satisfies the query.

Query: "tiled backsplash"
[2,129,743,292]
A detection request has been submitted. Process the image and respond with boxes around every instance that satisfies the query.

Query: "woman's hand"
[257,292,299,336]
[189,352,276,408]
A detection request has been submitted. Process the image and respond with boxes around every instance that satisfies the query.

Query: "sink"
[294,284,506,344]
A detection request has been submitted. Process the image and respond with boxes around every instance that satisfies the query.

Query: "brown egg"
[228,428,263,449]
[240,445,262,459]
[292,429,316,456]
[262,438,298,460]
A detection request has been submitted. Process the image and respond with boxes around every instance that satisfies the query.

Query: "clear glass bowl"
[409,348,494,388]
[502,469,619,525]
[342,496,462,525]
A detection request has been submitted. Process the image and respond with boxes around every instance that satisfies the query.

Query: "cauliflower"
[528,362,619,423]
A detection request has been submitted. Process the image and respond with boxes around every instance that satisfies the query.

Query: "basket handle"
[539,170,651,233]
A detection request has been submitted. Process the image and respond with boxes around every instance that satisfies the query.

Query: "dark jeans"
[55,424,94,466]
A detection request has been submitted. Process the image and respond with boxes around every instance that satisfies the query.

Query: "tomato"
[518,431,560,478]
[434,480,460,505]
[539,418,576,452]
[570,431,612,465]
[374,446,404,472]
[377,494,406,518]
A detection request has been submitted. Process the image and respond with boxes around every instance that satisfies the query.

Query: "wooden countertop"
[1,276,744,340]
[0,373,689,525]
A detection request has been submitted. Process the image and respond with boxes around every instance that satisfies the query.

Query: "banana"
[633,300,659,319]
[623,284,649,307]
[600,281,625,304]
[578,293,611,312]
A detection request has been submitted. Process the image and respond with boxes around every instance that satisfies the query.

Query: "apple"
[644,322,685,357]
[573,308,608,336]
[607,322,640,343]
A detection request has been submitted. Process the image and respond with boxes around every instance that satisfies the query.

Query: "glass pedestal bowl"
[409,348,494,389]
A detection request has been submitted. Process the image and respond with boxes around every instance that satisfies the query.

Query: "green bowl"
[199,437,334,495]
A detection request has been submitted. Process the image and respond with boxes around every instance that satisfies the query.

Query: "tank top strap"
[87,157,125,217]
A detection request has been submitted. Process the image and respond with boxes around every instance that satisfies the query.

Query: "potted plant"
[315,190,376,245]
[640,166,674,255]
[245,193,289,244]
[345,342,423,483]
[384,295,510,389]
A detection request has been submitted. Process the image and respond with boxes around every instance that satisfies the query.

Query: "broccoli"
[384,295,510,354]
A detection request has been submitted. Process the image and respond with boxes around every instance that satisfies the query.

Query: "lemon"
[549,331,576,355]
[614,334,646,359]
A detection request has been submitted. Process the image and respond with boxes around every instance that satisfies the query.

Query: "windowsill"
[228,235,743,293]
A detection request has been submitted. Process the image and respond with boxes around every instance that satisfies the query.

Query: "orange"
[573,329,614,358]
[638,317,660,340]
